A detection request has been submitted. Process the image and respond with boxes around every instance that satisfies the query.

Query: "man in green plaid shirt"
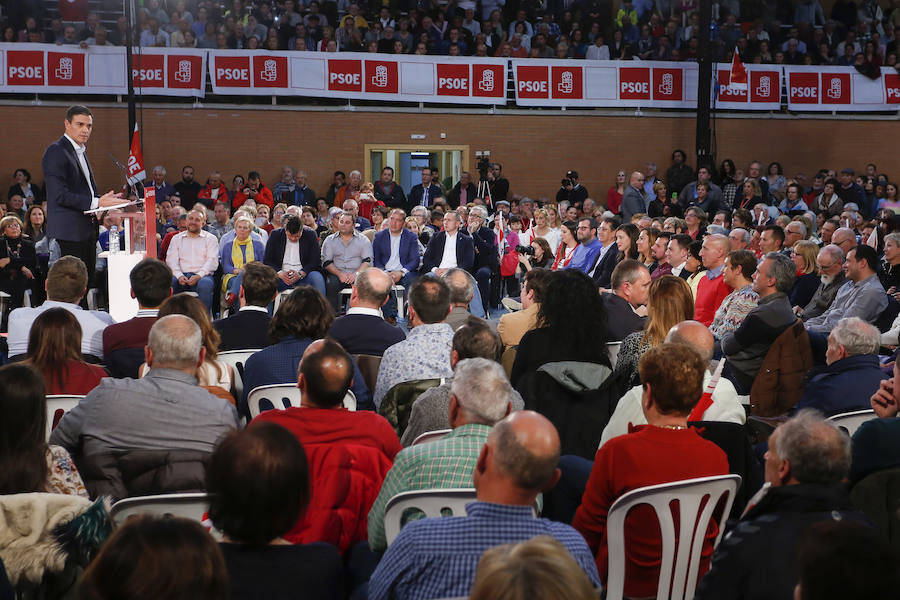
[367,358,515,552]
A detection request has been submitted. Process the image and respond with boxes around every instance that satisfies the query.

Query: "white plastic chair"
[273,290,292,313]
[383,488,477,546]
[605,474,742,600]
[411,429,452,446]
[247,383,357,418]
[218,349,260,401]
[607,341,622,369]
[45,395,84,441]
[109,492,222,540]
[828,409,877,436]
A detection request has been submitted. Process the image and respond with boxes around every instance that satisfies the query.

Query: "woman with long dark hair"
[24,308,107,395]
[615,223,640,263]
[0,363,87,496]
[510,269,611,388]
[552,221,579,270]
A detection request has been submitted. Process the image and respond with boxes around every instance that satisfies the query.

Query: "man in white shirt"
[422,212,475,276]
[165,209,219,312]
[8,256,113,360]
[666,233,693,279]
[600,320,746,446]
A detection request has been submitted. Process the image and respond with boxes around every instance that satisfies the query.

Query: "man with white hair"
[367,357,515,552]
[342,198,372,231]
[728,227,751,251]
[51,314,239,457]
[795,317,887,416]
[798,244,846,320]
[600,320,746,446]
[784,220,807,249]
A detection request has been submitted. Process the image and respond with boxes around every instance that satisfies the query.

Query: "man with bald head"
[369,411,601,600]
[254,339,401,549]
[328,267,405,356]
[830,226,858,256]
[600,321,746,446]
[695,234,733,326]
[620,171,647,223]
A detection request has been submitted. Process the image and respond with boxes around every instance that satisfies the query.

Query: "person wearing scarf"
[221,215,265,307]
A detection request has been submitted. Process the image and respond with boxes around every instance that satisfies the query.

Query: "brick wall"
[3,105,897,207]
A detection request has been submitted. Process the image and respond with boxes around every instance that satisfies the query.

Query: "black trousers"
[56,239,96,308]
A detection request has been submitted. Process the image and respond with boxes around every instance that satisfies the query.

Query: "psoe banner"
[715,65,782,110]
[208,50,507,104]
[785,65,898,111]
[512,59,699,108]
[0,43,206,97]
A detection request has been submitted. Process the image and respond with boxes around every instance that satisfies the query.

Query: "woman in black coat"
[0,215,38,327]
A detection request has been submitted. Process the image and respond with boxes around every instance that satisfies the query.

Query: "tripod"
[477,178,492,210]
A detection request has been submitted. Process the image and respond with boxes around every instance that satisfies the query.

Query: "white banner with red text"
[207,50,508,103]
[783,65,900,112]
[0,43,207,97]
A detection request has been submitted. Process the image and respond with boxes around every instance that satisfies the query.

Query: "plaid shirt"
[367,424,490,552]
[369,501,601,600]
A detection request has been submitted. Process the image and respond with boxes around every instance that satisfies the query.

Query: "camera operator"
[487,162,509,204]
[232,170,274,210]
[555,170,589,210]
[517,238,553,273]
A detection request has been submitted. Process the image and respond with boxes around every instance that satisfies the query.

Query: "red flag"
[126,124,146,186]
[729,49,748,90]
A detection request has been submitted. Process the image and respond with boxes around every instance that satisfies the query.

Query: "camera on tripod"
[475,150,492,180]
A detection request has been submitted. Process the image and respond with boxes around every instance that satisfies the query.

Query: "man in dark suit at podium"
[42,105,122,286]
[213,261,278,351]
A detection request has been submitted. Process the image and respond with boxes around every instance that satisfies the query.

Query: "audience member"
[165,209,219,312]
[219,215,266,308]
[368,358,514,551]
[102,258,172,378]
[591,217,621,289]
[469,536,598,600]
[709,250,759,340]
[401,317,525,446]
[798,244,846,320]
[328,267,405,355]
[241,286,372,414]
[805,246,887,336]
[442,268,484,330]
[796,317,886,416]
[8,256,113,360]
[213,261,278,351]
[253,339,400,552]
[466,206,500,315]
[422,211,474,276]
[565,217,603,275]
[373,277,454,408]
[50,315,239,498]
[601,321,746,446]
[0,363,87,496]
[262,214,326,295]
[322,211,374,310]
[598,259,650,341]
[497,268,551,349]
[369,411,601,600]
[614,275,694,386]
[510,270,611,389]
[24,308,107,395]
[696,410,869,600]
[372,208,420,322]
[849,359,900,483]
[208,423,343,600]
[79,515,228,600]
[721,252,798,394]
[790,239,822,309]
[573,344,729,598]
[694,234,733,326]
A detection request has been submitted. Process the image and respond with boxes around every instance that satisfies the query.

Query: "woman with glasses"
[0,215,37,328]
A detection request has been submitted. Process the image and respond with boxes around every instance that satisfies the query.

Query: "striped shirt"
[367,424,490,552]
[710,284,759,339]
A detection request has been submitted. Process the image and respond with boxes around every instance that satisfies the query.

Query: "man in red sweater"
[695,234,733,326]
[253,338,401,553]
[572,343,729,598]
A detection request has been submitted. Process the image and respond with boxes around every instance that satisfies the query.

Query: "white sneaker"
[502,298,523,312]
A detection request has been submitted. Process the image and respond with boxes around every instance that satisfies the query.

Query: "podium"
[100,194,156,323]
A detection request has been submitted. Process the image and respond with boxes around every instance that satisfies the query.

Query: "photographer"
[232,170,274,210]
[518,238,553,273]
[555,170,589,210]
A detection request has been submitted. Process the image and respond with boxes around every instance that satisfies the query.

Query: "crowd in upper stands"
[4,0,900,66]
[2,146,900,598]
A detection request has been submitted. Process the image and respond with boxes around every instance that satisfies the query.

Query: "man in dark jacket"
[373,166,408,211]
[465,206,498,315]
[446,171,478,209]
[795,317,887,416]
[665,149,695,198]
[263,215,325,294]
[696,410,870,600]
[599,260,649,341]
[620,171,647,223]
[213,261,278,351]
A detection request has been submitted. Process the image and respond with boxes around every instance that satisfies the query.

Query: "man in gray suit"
[620,171,647,223]
[51,314,239,456]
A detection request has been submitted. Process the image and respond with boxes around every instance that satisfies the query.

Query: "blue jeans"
[383,271,416,319]
[173,273,214,312]
[277,270,326,297]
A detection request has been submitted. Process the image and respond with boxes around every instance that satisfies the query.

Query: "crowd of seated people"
[4,150,900,596]
[5,0,900,70]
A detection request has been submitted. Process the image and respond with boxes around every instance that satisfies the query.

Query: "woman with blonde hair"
[470,536,598,600]
[220,215,264,308]
[523,207,560,251]
[790,239,821,309]
[614,275,694,386]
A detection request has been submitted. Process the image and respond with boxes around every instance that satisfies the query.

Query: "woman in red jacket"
[23,308,107,395]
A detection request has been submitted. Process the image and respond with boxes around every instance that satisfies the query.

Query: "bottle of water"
[110,226,119,254]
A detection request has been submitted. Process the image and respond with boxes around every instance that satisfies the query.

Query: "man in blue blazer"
[263,215,326,295]
[42,105,122,287]
[373,208,420,321]
[422,212,475,275]
[408,166,444,209]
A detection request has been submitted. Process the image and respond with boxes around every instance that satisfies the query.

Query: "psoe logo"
[478,69,494,92]
[260,59,278,82]
[174,59,191,83]
[756,75,771,97]
[56,57,73,80]
[371,65,388,87]
[558,71,573,94]
[659,72,673,95]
